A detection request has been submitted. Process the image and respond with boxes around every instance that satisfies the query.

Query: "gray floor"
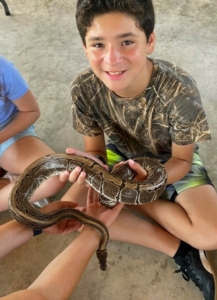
[0,0,217,299]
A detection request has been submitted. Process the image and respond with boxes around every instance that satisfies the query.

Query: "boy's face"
[84,12,155,98]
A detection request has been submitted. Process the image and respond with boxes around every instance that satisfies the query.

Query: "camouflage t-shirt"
[71,58,211,162]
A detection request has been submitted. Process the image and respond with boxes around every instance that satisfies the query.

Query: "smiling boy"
[61,1,217,299]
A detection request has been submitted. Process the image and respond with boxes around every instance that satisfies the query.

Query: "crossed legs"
[127,184,217,250]
[62,182,217,257]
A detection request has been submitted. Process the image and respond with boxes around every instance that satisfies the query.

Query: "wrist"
[82,226,101,240]
[93,155,107,165]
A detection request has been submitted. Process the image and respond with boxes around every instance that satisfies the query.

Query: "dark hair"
[76,0,155,45]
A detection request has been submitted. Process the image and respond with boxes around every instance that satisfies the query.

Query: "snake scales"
[8,153,167,271]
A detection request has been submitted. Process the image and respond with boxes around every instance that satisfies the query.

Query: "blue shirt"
[0,56,28,125]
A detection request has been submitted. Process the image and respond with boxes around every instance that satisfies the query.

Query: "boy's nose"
[104,46,121,64]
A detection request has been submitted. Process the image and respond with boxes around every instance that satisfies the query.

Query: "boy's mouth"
[107,71,124,75]
[105,70,126,79]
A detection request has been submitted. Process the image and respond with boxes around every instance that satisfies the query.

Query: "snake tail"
[97,249,108,271]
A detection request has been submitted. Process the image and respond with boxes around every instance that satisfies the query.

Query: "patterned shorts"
[0,114,37,157]
[106,143,214,202]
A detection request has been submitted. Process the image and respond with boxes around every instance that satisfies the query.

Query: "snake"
[8,153,167,271]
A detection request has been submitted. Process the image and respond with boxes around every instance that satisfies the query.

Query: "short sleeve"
[0,56,28,101]
[169,86,211,144]
[71,80,103,136]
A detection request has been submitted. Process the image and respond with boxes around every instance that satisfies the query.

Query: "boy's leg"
[127,185,217,300]
[0,136,66,212]
[127,184,217,249]
[105,147,216,299]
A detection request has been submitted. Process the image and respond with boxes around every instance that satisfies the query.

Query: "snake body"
[9,153,167,270]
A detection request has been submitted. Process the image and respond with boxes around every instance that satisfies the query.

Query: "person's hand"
[85,187,124,228]
[113,159,148,182]
[41,201,84,235]
[59,148,108,186]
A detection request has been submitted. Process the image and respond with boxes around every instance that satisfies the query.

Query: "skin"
[60,12,217,261]
[0,201,82,259]
[0,188,124,300]
[0,90,66,212]
[83,12,155,98]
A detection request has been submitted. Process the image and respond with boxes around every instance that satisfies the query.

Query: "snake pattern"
[8,153,167,270]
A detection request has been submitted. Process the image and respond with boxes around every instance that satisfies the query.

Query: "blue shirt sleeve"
[0,56,29,101]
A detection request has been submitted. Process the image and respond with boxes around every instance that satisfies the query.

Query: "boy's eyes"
[91,40,134,48]
[122,40,133,46]
[93,43,104,48]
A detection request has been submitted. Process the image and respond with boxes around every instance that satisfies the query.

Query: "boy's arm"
[112,142,194,186]
[163,142,194,184]
[60,133,107,186]
[60,136,194,188]
[84,134,107,164]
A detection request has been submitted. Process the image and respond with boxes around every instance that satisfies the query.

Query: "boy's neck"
[112,58,154,99]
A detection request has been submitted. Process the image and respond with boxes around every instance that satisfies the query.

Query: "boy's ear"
[147,32,156,55]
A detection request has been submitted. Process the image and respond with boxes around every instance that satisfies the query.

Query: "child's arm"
[0,201,81,259]
[60,133,107,192]
[0,228,100,300]
[0,90,40,144]
[60,138,194,190]
[114,142,195,185]
[163,142,194,184]
[84,134,107,163]
[0,188,124,300]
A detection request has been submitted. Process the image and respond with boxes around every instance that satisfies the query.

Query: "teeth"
[108,71,122,75]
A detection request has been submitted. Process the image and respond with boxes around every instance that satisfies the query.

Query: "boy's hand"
[85,187,124,228]
[41,201,84,235]
[113,159,148,182]
[59,148,108,186]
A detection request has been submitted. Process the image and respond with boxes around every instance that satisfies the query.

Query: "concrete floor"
[0,0,217,299]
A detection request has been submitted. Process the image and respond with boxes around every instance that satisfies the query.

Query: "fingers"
[75,206,86,213]
[66,148,85,156]
[112,161,127,171]
[66,148,96,161]
[60,220,82,234]
[128,159,147,181]
[60,166,87,185]
[68,167,86,185]
[111,202,124,216]
[87,187,94,205]
[59,170,70,182]
[66,148,108,169]
[87,187,99,205]
[41,200,79,213]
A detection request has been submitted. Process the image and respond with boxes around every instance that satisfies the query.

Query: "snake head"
[96,249,108,271]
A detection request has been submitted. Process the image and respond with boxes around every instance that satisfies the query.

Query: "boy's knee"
[193,225,217,249]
